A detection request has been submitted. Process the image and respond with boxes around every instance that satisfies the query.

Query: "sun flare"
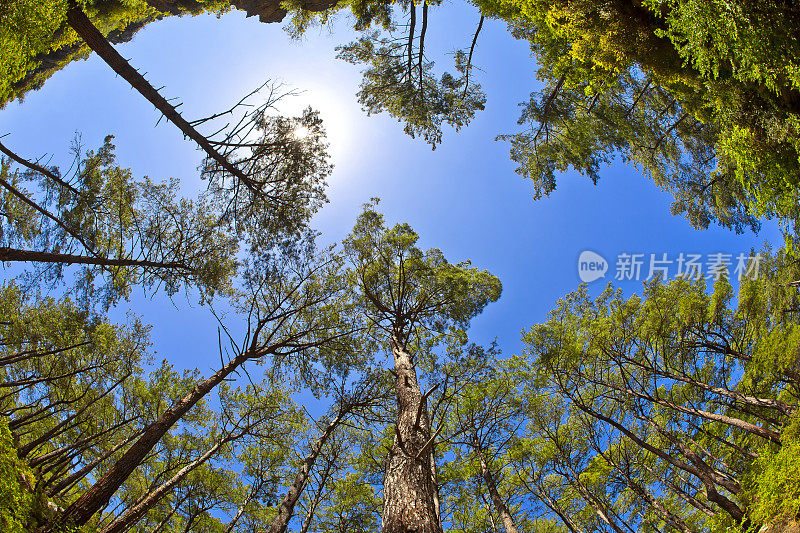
[292,125,311,140]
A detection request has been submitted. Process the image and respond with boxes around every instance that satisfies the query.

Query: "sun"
[293,125,311,140]
[271,81,357,166]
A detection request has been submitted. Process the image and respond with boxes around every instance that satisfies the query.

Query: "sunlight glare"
[293,125,311,140]
[274,82,357,168]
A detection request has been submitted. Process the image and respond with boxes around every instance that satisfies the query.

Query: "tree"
[335,0,487,148]
[1,136,236,308]
[0,236,365,532]
[11,0,800,247]
[342,201,501,533]
[97,378,303,533]
[514,256,800,531]
[481,0,800,244]
[3,0,333,312]
[0,245,358,531]
[0,84,331,308]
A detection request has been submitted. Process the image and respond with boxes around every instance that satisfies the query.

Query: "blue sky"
[0,3,782,374]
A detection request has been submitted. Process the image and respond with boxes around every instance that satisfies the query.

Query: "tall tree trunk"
[266,411,346,533]
[476,447,518,533]
[0,247,190,271]
[64,1,258,193]
[381,332,442,533]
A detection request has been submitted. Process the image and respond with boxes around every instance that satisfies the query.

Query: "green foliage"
[482,0,800,243]
[313,472,380,532]
[285,0,490,148]
[1,135,239,308]
[337,28,486,148]
[0,279,316,532]
[745,411,800,527]
[513,253,800,531]
[0,0,230,107]
[0,418,35,532]
[343,200,502,339]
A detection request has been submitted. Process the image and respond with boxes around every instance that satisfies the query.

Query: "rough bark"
[381,332,442,533]
[477,447,518,533]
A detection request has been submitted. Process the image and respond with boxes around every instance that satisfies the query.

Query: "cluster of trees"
[508,258,800,533]
[7,0,800,243]
[482,1,800,243]
[3,232,800,532]
[0,195,505,531]
[2,0,800,532]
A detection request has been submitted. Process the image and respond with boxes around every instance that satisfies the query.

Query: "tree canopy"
[3,0,800,532]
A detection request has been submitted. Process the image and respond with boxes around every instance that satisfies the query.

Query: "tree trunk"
[0,247,190,271]
[47,349,254,530]
[100,435,233,533]
[266,411,346,533]
[476,448,518,533]
[381,333,442,533]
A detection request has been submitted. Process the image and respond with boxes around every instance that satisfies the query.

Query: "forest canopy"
[1,0,800,532]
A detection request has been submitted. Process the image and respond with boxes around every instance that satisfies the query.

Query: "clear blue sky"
[0,3,781,374]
